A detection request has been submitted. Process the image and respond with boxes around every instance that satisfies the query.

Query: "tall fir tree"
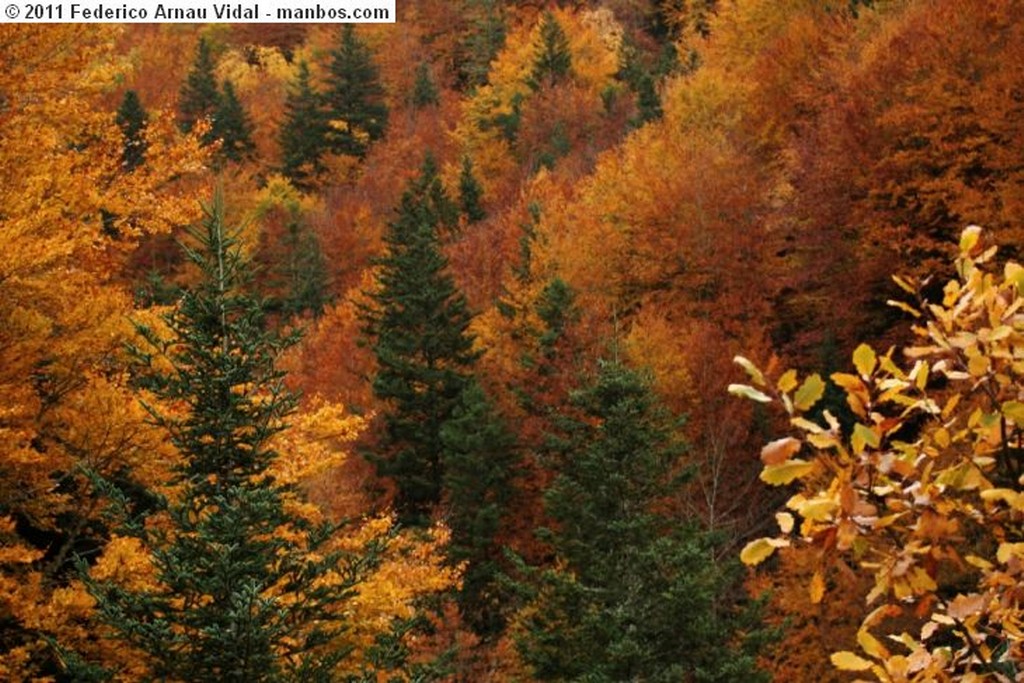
[457,156,486,223]
[115,90,148,172]
[457,0,506,90]
[276,217,331,319]
[82,197,376,682]
[411,62,440,109]
[514,361,771,682]
[325,25,389,158]
[528,12,572,90]
[279,61,331,189]
[361,154,472,525]
[439,380,518,636]
[213,80,256,164]
[179,37,220,137]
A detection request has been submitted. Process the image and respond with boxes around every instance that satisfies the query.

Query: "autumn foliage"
[3,1,1023,679]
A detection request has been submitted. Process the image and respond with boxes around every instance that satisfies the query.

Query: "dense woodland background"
[1,1,1023,680]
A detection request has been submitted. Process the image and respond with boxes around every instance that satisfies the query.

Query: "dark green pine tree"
[361,154,470,525]
[439,380,517,636]
[277,217,331,319]
[179,36,220,138]
[457,0,506,90]
[528,12,572,90]
[115,89,148,172]
[325,25,389,158]
[213,80,256,164]
[280,61,331,190]
[457,156,486,224]
[515,361,771,683]
[82,197,376,682]
[632,72,663,126]
[411,63,440,109]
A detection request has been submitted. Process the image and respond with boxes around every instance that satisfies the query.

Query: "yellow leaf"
[853,344,877,378]
[1002,400,1024,426]
[794,495,837,521]
[887,299,921,318]
[831,651,874,671]
[776,369,798,393]
[733,355,765,386]
[727,383,772,403]
[739,537,788,566]
[793,374,825,411]
[760,437,801,465]
[775,512,794,534]
[857,627,889,660]
[851,423,880,453]
[892,274,917,294]
[760,459,815,486]
[810,570,825,604]
[968,354,989,377]
[959,224,982,254]
[980,488,1023,510]
[997,542,1024,564]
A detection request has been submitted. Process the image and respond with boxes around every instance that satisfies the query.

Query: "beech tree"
[737,227,1024,679]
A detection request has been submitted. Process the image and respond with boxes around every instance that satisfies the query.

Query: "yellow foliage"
[0,25,204,676]
[269,396,367,486]
[736,227,1024,678]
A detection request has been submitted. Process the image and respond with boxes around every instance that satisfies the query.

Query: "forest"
[1,0,1022,680]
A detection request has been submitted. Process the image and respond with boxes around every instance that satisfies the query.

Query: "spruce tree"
[411,63,440,109]
[83,197,374,682]
[279,61,331,189]
[457,156,486,223]
[439,380,517,636]
[528,12,572,90]
[361,154,471,525]
[277,217,331,319]
[325,25,389,158]
[115,89,148,172]
[457,0,506,90]
[515,361,770,683]
[179,37,220,137]
[632,72,663,126]
[213,80,256,164]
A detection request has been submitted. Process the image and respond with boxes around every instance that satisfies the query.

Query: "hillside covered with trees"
[1,1,1022,680]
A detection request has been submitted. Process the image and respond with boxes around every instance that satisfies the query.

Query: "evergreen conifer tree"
[515,361,770,682]
[457,156,486,223]
[457,0,506,90]
[279,61,331,189]
[325,26,389,157]
[115,90,148,172]
[528,12,572,90]
[439,380,517,636]
[83,197,375,682]
[179,37,220,137]
[213,80,256,164]
[277,217,331,319]
[361,154,472,525]
[411,63,440,109]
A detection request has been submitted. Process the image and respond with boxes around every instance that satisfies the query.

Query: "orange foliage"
[0,24,205,677]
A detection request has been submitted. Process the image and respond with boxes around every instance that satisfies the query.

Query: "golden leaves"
[733,227,1024,679]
